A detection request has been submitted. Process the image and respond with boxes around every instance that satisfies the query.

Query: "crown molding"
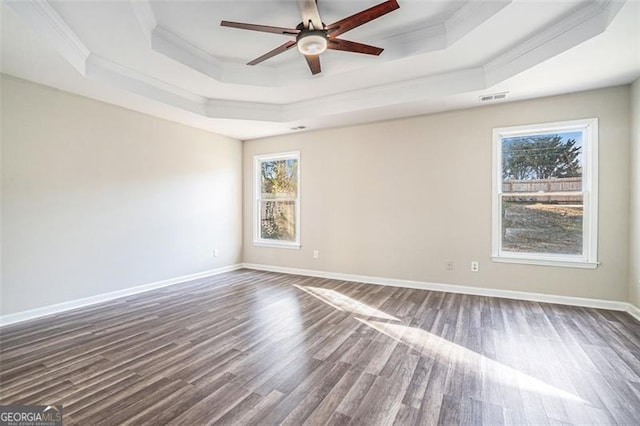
[84,55,486,122]
[381,23,447,57]
[129,0,157,45]
[484,0,626,86]
[86,53,286,121]
[131,0,290,86]
[132,0,509,85]
[151,25,224,81]
[600,0,627,25]
[381,0,513,58]
[285,67,486,121]
[85,54,208,116]
[151,25,285,87]
[5,0,629,125]
[445,0,511,46]
[205,98,285,122]
[3,0,89,75]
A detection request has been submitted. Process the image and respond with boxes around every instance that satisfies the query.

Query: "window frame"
[491,118,599,269]
[253,151,301,249]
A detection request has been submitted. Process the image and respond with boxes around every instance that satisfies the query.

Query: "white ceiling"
[1,0,639,140]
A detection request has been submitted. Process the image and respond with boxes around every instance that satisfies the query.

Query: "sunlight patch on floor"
[294,285,400,321]
[357,318,588,405]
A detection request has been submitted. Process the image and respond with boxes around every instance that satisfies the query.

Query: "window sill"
[492,256,598,269]
[253,241,301,250]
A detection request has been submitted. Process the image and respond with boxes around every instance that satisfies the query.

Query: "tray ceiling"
[1,0,639,139]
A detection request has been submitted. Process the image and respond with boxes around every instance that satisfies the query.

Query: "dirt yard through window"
[502,202,583,254]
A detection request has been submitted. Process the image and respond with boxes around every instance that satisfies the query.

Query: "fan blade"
[221,21,300,36]
[327,38,383,55]
[297,0,323,30]
[327,0,399,37]
[304,54,321,75]
[248,41,298,65]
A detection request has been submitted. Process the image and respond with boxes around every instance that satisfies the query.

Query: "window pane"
[261,159,298,199]
[501,194,583,255]
[260,200,296,241]
[493,119,597,265]
[502,130,583,193]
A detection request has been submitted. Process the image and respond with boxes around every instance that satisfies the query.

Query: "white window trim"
[253,151,301,249]
[491,118,598,268]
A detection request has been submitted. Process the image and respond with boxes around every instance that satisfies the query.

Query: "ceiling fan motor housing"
[296,30,329,55]
[220,1,400,74]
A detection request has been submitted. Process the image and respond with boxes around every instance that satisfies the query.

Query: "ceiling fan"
[221,0,400,75]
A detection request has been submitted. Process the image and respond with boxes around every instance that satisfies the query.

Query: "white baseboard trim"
[242,263,640,320]
[627,303,640,322]
[3,263,638,327]
[0,264,243,327]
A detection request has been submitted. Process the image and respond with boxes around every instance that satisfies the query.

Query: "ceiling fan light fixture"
[221,0,401,74]
[297,31,328,55]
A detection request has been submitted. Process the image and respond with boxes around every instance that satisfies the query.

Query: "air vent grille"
[479,92,508,102]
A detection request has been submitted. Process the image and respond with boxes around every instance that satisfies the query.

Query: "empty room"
[1,0,640,424]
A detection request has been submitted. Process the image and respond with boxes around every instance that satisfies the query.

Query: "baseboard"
[3,262,637,327]
[242,263,639,319]
[0,264,243,327]
[627,303,640,322]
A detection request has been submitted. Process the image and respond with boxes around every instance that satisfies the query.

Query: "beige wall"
[1,76,633,316]
[1,75,243,315]
[630,79,640,307]
[244,86,631,302]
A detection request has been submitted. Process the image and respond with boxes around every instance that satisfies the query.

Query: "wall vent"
[479,92,508,102]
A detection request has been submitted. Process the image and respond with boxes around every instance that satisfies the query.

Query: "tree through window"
[492,119,598,268]
[254,152,300,247]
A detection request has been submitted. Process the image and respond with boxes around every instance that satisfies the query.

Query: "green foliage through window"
[261,159,298,197]
[502,133,581,180]
[257,156,299,243]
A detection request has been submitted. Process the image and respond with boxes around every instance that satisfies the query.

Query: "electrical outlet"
[313,250,319,259]
[471,261,479,272]
[213,248,219,258]
[446,261,454,270]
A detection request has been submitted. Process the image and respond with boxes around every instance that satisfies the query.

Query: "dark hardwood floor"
[1,269,640,425]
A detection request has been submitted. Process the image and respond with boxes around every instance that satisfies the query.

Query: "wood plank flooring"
[1,269,640,425]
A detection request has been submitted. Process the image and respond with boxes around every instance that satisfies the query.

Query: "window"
[492,119,598,268]
[254,151,300,248]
